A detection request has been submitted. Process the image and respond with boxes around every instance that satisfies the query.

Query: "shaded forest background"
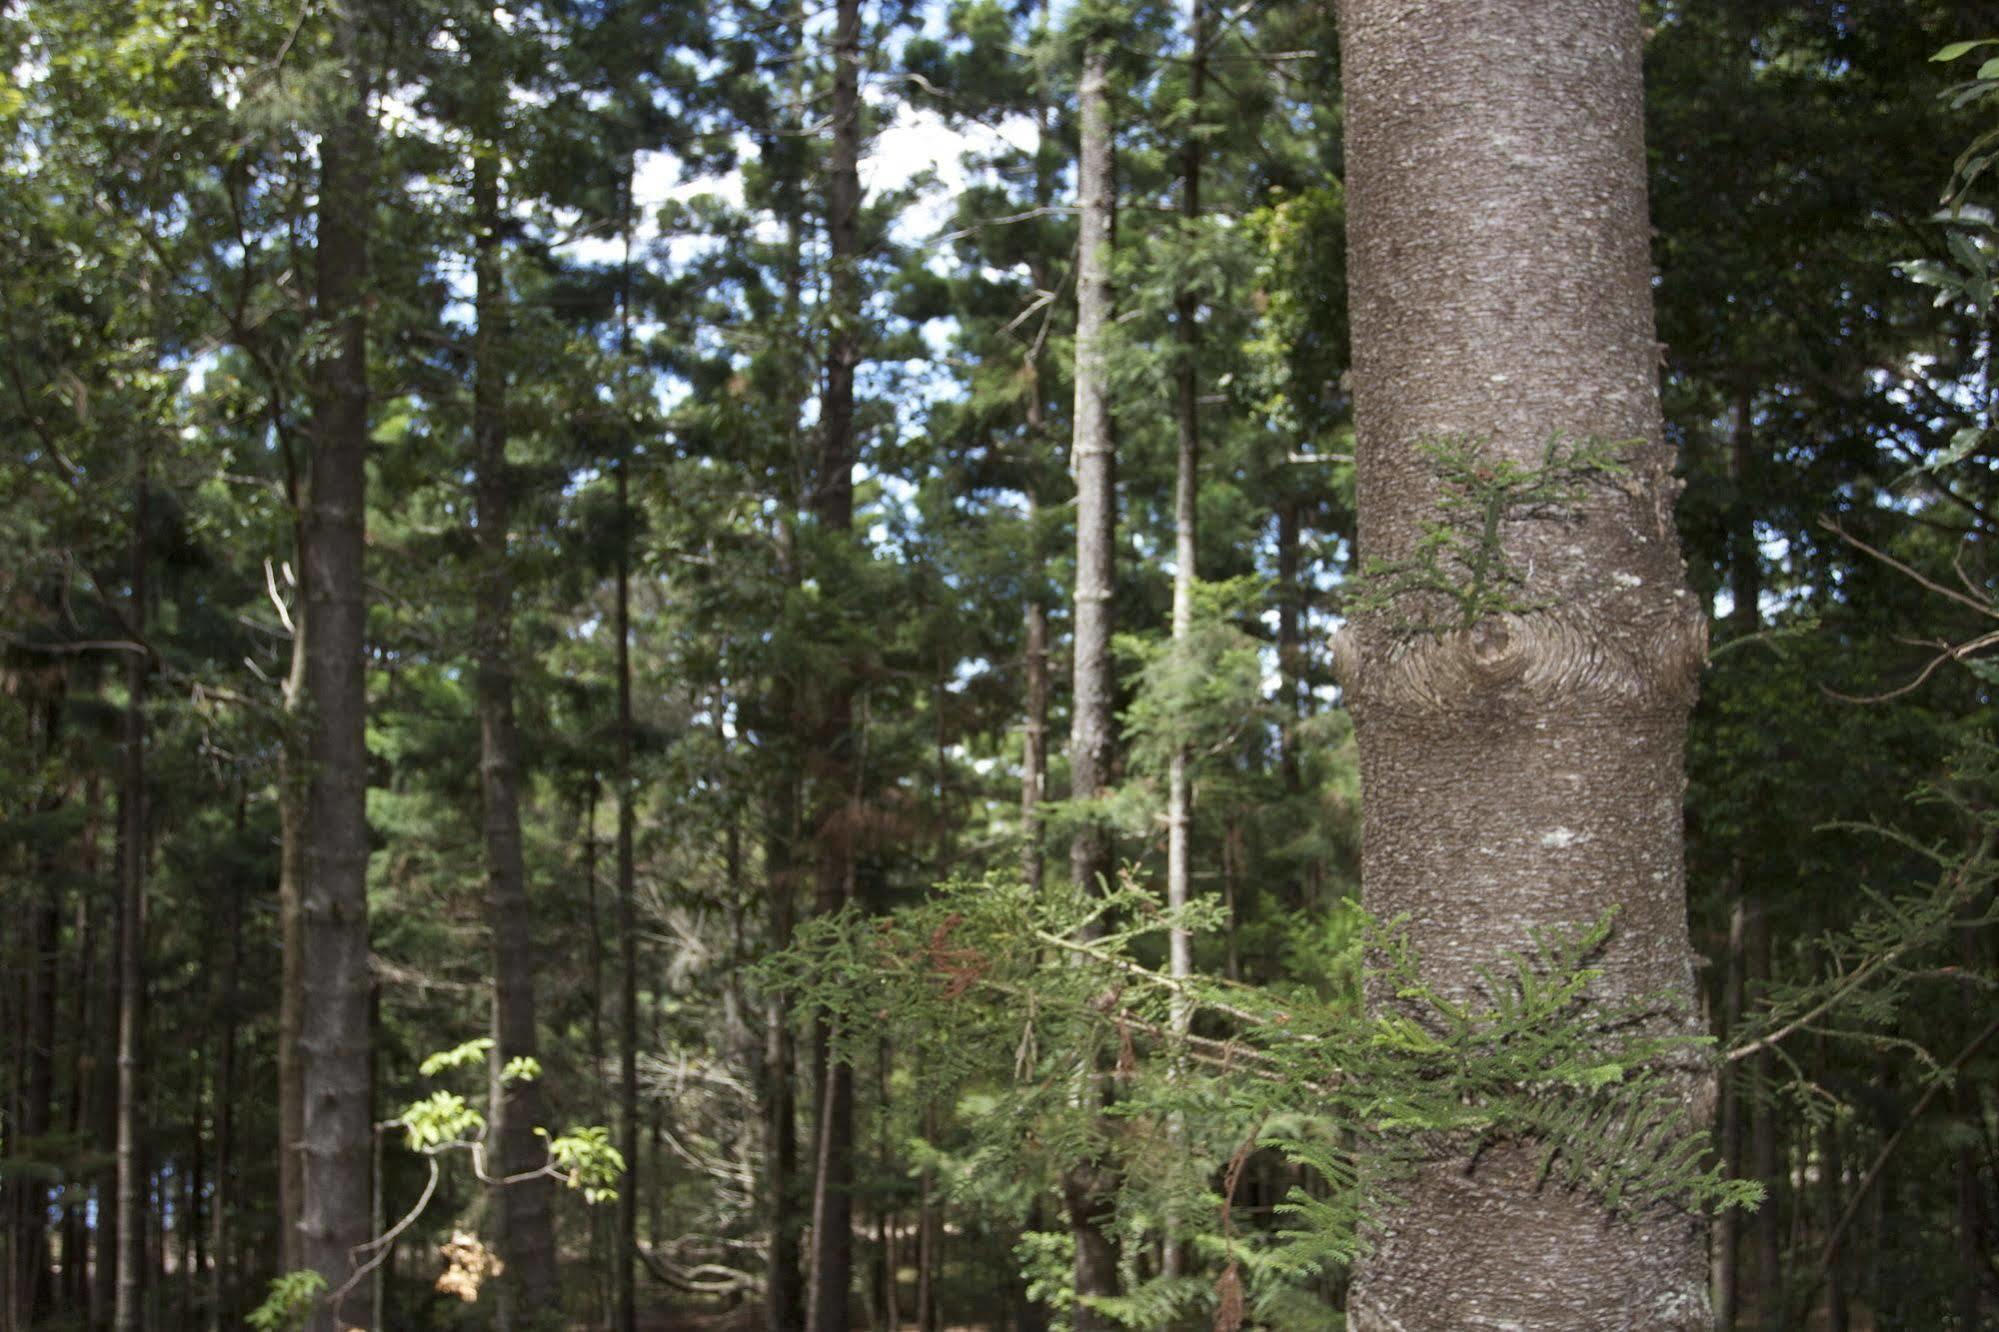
[3,0,1998,1328]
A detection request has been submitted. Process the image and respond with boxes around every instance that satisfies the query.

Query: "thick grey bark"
[1063,39,1121,1332]
[299,13,375,1324]
[1332,2,1711,1327]
[805,3,863,1328]
[472,144,558,1324]
[113,470,148,1332]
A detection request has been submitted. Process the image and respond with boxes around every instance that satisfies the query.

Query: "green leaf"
[1930,426,1988,472]
[1933,39,1998,62]
[418,1038,493,1077]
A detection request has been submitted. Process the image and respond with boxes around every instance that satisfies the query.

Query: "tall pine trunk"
[472,141,558,1323]
[759,128,810,1330]
[277,589,308,1280]
[1160,0,1204,1283]
[1334,2,1711,1325]
[1062,36,1120,1330]
[1019,2,1056,901]
[113,466,149,1332]
[1713,390,1759,1330]
[805,1,863,1328]
[299,8,376,1322]
[614,456,640,1332]
[19,686,63,1327]
[206,792,245,1332]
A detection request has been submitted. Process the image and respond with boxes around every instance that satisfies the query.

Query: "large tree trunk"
[1063,37,1121,1332]
[299,8,376,1323]
[805,2,863,1328]
[472,142,559,1324]
[1333,3,1711,1327]
[113,467,149,1332]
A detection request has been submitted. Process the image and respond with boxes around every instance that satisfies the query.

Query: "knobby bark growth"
[1333,2,1711,1326]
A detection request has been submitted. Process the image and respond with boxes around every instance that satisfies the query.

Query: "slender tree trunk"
[759,118,810,1332]
[764,758,805,1332]
[1954,1087,1984,1332]
[65,784,99,1321]
[113,467,150,1332]
[93,786,121,1330]
[187,1044,206,1317]
[1022,564,1050,895]
[277,598,308,1281]
[1276,500,1304,791]
[20,712,61,1326]
[1747,905,1779,1319]
[1818,1066,1848,1332]
[206,794,244,1332]
[1714,391,1759,1331]
[1065,41,1116,911]
[582,779,610,1326]
[299,7,376,1322]
[1019,10,1055,900]
[1334,2,1710,1326]
[1714,895,1745,1329]
[1160,4,1204,1286]
[1063,37,1121,1331]
[806,3,863,1328]
[1274,499,1309,911]
[472,141,558,1324]
[615,457,640,1332]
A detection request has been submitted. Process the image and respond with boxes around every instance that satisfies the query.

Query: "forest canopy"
[2,1,1997,1330]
